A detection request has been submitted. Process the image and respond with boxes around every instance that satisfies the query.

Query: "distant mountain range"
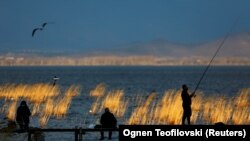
[88,32,250,58]
[1,32,250,58]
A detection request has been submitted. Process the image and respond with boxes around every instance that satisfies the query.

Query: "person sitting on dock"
[16,100,31,130]
[99,107,117,140]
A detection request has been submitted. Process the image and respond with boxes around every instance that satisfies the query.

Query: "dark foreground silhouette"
[181,84,195,125]
[99,108,117,140]
[16,100,31,130]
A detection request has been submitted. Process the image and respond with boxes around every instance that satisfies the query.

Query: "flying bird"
[42,22,48,28]
[32,28,43,37]
[42,22,54,29]
[32,22,54,37]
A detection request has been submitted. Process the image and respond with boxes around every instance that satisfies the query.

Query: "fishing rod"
[193,19,239,94]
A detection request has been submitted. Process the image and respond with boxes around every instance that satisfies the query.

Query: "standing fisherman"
[181,84,195,125]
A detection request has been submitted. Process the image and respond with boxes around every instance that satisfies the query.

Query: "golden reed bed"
[89,84,249,125]
[0,83,80,127]
[0,83,249,128]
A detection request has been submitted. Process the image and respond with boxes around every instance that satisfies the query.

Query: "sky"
[0,0,250,55]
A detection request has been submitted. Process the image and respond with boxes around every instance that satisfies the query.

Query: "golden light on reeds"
[0,82,249,128]
[0,83,81,127]
[190,92,203,124]
[7,101,17,121]
[127,88,249,125]
[39,115,51,128]
[99,90,128,117]
[43,99,55,116]
[202,96,233,124]
[127,92,156,124]
[0,83,59,103]
[201,89,250,124]
[90,89,128,117]
[39,98,57,127]
[31,103,40,116]
[53,97,72,119]
[27,84,59,103]
[89,83,107,114]
[234,88,250,107]
[152,90,182,124]
[39,85,81,126]
[65,85,81,97]
[54,85,81,118]
[90,83,106,97]
[232,89,250,124]
[232,107,249,124]
[90,97,102,114]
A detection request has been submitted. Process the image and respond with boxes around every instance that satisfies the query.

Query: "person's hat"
[105,107,109,112]
[182,84,188,90]
[20,100,27,106]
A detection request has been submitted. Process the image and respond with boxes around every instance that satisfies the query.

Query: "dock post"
[75,126,79,141]
[79,127,82,141]
[28,131,32,141]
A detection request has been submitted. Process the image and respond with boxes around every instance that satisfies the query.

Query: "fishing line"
[194,18,239,93]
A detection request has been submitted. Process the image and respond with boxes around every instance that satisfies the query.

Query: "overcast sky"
[1,0,250,54]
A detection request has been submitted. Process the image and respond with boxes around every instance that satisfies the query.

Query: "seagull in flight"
[42,22,48,28]
[32,22,54,37]
[42,22,55,29]
[32,28,43,37]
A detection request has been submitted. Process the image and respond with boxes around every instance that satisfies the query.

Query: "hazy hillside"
[192,33,250,57]
[0,33,249,66]
[89,33,250,58]
[1,32,250,58]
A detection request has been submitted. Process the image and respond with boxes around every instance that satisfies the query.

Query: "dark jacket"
[100,111,117,128]
[181,90,193,116]
[181,90,192,107]
[16,105,31,124]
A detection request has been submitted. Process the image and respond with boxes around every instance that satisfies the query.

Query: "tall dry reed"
[0,83,81,127]
[90,89,128,117]
[127,92,156,124]
[90,83,106,97]
[1,82,249,127]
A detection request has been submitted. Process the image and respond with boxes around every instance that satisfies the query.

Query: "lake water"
[0,66,249,140]
[0,66,249,96]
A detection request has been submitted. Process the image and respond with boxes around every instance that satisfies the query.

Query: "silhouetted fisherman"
[16,100,31,130]
[100,108,117,140]
[181,84,195,125]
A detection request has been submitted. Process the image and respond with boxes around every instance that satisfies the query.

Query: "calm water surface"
[0,66,249,96]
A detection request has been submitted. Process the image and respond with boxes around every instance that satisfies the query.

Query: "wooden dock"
[27,127,119,141]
